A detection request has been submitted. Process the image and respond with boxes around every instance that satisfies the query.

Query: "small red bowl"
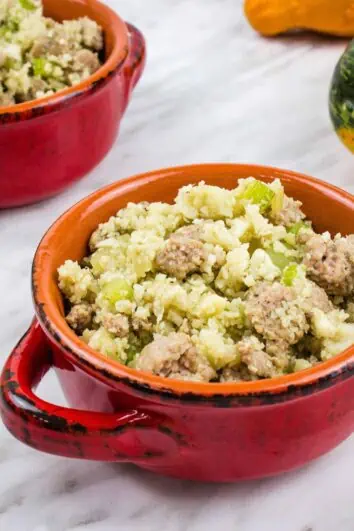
[1,164,353,482]
[0,0,145,208]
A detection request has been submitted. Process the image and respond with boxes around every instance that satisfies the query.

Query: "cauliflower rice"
[0,0,103,106]
[58,178,354,383]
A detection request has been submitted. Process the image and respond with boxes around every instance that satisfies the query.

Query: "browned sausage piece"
[303,235,354,296]
[136,332,215,382]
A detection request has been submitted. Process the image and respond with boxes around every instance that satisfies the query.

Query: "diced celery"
[288,221,310,235]
[32,57,52,78]
[19,0,37,10]
[266,249,291,271]
[241,180,275,212]
[271,187,284,216]
[282,263,298,286]
[102,278,133,304]
[238,304,246,327]
[283,232,297,248]
[282,240,296,251]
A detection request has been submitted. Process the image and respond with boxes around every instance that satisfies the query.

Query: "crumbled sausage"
[265,340,291,371]
[220,367,242,382]
[155,229,206,280]
[245,282,308,345]
[135,332,216,382]
[271,196,306,228]
[303,234,354,296]
[173,224,203,240]
[296,229,314,246]
[66,303,93,333]
[220,365,256,382]
[30,77,47,94]
[30,37,64,58]
[303,282,333,315]
[132,316,153,333]
[29,77,50,100]
[237,336,276,378]
[73,49,100,74]
[103,313,129,338]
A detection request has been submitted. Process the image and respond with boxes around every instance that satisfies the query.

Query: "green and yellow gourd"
[330,40,354,153]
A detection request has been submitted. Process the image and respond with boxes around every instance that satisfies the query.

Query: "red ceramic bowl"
[0,0,145,209]
[1,164,354,482]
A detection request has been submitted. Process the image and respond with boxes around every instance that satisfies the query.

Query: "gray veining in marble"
[0,0,353,529]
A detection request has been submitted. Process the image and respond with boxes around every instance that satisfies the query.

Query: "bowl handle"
[121,23,146,113]
[0,320,179,461]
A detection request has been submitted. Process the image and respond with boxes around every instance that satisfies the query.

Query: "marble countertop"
[1,0,354,529]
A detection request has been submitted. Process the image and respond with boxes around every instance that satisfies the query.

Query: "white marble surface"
[1,0,354,529]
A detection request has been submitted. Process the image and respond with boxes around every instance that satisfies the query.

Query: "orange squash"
[244,0,354,37]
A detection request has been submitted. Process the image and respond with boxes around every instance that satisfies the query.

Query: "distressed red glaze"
[0,0,145,208]
[1,164,354,482]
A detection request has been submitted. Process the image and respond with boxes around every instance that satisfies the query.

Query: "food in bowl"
[57,178,354,383]
[0,0,103,106]
[1,166,353,482]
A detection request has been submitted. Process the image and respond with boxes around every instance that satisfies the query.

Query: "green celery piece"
[32,57,49,77]
[238,304,246,327]
[288,221,310,235]
[266,249,291,271]
[282,264,298,286]
[282,241,295,251]
[19,0,36,10]
[102,278,133,304]
[241,181,275,212]
[271,187,284,216]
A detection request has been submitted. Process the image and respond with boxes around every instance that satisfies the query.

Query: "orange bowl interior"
[0,0,128,115]
[33,164,354,396]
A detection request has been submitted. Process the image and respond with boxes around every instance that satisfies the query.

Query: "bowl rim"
[0,0,129,117]
[32,163,354,398]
